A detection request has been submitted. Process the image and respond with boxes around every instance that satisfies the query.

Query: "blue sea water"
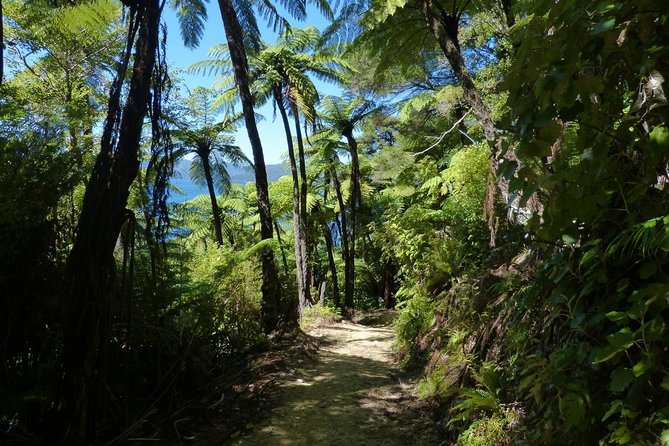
[170,178,209,203]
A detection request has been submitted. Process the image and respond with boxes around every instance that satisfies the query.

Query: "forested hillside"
[1,0,668,444]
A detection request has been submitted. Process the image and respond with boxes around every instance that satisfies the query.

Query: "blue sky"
[162,5,341,165]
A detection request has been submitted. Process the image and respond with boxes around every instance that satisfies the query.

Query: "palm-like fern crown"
[170,0,336,52]
[247,26,348,123]
[171,87,251,192]
[317,95,380,140]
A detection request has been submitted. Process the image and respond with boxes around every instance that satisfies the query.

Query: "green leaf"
[610,368,634,394]
[661,429,669,446]
[632,358,652,377]
[608,327,635,348]
[602,399,623,421]
[594,328,635,363]
[639,262,657,279]
[525,139,553,157]
[498,160,518,181]
[644,317,666,342]
[661,375,669,391]
[562,233,577,245]
[605,311,628,322]
[592,17,616,35]
[650,126,669,149]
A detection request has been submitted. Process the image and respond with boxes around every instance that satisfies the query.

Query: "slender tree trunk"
[54,0,160,443]
[321,179,340,309]
[137,167,159,296]
[201,149,224,246]
[383,259,396,309]
[331,165,352,313]
[342,130,360,312]
[421,0,498,149]
[274,87,307,316]
[500,0,515,29]
[274,220,289,272]
[420,0,508,244]
[291,104,312,309]
[322,222,340,309]
[217,0,281,331]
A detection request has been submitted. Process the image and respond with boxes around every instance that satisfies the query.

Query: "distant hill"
[171,158,287,202]
[173,158,287,185]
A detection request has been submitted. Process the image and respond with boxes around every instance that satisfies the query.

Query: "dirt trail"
[227,315,440,446]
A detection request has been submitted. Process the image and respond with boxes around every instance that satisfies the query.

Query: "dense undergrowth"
[1,0,669,444]
[391,2,669,444]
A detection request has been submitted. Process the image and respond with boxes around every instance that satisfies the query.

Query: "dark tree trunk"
[217,0,281,332]
[321,178,340,309]
[500,0,515,29]
[274,87,306,318]
[383,259,396,309]
[54,0,161,443]
[331,165,352,314]
[274,220,289,272]
[322,222,340,309]
[342,130,360,312]
[421,0,508,244]
[138,167,159,296]
[421,0,498,149]
[201,148,224,246]
[292,104,313,310]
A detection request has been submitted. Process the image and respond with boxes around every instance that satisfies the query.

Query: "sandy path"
[226,318,440,446]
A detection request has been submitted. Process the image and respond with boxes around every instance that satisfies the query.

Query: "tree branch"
[413,109,472,157]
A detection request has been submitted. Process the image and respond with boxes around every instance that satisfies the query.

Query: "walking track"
[226,316,440,445]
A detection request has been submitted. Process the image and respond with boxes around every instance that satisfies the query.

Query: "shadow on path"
[226,320,439,446]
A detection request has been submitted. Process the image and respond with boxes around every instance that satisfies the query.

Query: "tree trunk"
[54,0,161,443]
[217,0,281,331]
[292,104,313,309]
[201,148,224,246]
[274,220,289,272]
[500,0,515,29]
[274,87,307,317]
[322,221,340,309]
[321,178,340,309]
[421,0,498,149]
[343,130,360,312]
[420,0,507,244]
[331,165,353,313]
[383,259,396,309]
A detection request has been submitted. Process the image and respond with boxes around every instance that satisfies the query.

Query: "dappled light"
[1,0,668,444]
[228,319,437,446]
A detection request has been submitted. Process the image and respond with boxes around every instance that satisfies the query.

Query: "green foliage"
[395,294,434,356]
[178,244,264,354]
[300,303,341,330]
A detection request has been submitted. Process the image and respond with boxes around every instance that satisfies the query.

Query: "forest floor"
[224,311,440,446]
[151,311,440,445]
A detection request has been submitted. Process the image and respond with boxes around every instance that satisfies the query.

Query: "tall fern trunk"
[323,222,340,309]
[217,0,280,332]
[201,149,224,246]
[54,0,160,443]
[274,88,305,319]
[291,104,312,310]
[331,164,352,313]
[343,130,361,312]
[322,176,340,309]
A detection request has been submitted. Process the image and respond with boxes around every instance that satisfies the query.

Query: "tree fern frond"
[189,157,208,188]
[170,0,208,49]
